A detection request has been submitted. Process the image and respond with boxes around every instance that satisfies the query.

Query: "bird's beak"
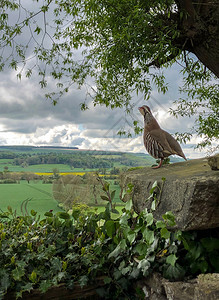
[138,107,144,115]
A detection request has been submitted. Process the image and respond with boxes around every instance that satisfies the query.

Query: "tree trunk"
[176,0,219,77]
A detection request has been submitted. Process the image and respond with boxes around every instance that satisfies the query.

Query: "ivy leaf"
[145,213,153,226]
[127,230,136,244]
[164,264,185,280]
[130,267,140,279]
[162,211,176,227]
[166,254,177,266]
[12,267,25,281]
[0,272,10,291]
[160,227,171,239]
[39,280,52,293]
[104,277,112,284]
[142,228,154,245]
[151,200,156,211]
[135,242,147,256]
[108,239,126,258]
[79,275,88,287]
[156,220,166,229]
[201,238,219,251]
[137,259,150,276]
[21,282,33,293]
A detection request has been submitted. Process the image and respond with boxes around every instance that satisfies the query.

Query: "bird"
[138,105,187,169]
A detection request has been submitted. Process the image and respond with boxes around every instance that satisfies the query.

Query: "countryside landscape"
[0,0,218,298]
[0,145,183,216]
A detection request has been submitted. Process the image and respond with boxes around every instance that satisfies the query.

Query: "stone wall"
[136,273,219,300]
[120,154,219,299]
[120,156,219,231]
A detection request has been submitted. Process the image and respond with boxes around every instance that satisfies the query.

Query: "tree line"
[0,151,143,169]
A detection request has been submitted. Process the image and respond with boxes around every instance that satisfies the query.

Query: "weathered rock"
[136,273,219,300]
[120,156,219,230]
[162,279,196,300]
[208,153,219,170]
[195,273,219,300]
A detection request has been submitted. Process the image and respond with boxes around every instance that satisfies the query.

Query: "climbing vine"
[0,182,218,299]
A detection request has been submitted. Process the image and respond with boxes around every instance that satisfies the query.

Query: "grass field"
[0,180,124,217]
[0,163,96,173]
[0,181,63,216]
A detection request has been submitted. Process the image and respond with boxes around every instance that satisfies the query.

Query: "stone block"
[120,156,219,230]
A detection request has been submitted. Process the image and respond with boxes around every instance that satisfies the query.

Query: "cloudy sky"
[0,2,217,159]
[0,63,213,159]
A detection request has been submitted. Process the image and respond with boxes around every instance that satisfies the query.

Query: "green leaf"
[22,282,33,293]
[160,227,171,239]
[105,220,115,238]
[30,209,37,216]
[101,195,109,201]
[29,271,37,283]
[1,272,10,291]
[162,211,176,227]
[79,275,88,287]
[12,267,25,281]
[103,182,109,192]
[201,238,219,251]
[111,208,119,214]
[150,181,158,194]
[135,242,147,256]
[127,230,136,244]
[145,213,153,226]
[57,212,70,219]
[110,190,116,200]
[39,280,52,293]
[108,239,126,258]
[151,200,156,211]
[156,220,166,229]
[164,264,185,280]
[137,259,150,276]
[166,254,177,266]
[44,211,53,217]
[142,228,154,244]
[125,199,132,211]
[130,267,140,279]
[104,277,112,284]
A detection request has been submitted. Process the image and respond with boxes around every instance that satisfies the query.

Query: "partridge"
[138,105,187,168]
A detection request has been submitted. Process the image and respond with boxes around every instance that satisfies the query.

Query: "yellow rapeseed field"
[34,172,114,177]
[35,172,86,176]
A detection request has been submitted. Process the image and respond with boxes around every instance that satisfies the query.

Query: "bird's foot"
[152,159,163,169]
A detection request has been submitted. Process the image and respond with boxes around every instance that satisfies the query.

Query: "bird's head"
[138,105,156,125]
[138,105,152,116]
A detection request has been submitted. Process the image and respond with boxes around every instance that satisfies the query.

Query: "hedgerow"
[0,183,218,299]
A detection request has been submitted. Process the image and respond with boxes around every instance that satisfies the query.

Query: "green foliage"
[0,180,218,299]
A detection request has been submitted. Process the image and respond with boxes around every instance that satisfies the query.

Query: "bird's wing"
[149,129,173,155]
[163,130,186,160]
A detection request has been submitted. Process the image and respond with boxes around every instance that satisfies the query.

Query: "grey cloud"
[70,137,85,147]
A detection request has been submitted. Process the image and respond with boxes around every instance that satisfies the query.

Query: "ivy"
[0,180,218,299]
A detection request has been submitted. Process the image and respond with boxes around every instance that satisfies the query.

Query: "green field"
[0,179,123,217]
[0,181,63,216]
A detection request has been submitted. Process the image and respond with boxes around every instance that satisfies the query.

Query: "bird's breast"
[143,132,165,159]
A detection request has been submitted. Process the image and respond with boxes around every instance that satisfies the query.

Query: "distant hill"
[0,145,185,171]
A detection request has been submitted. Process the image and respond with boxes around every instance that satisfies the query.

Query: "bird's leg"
[152,159,163,169]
